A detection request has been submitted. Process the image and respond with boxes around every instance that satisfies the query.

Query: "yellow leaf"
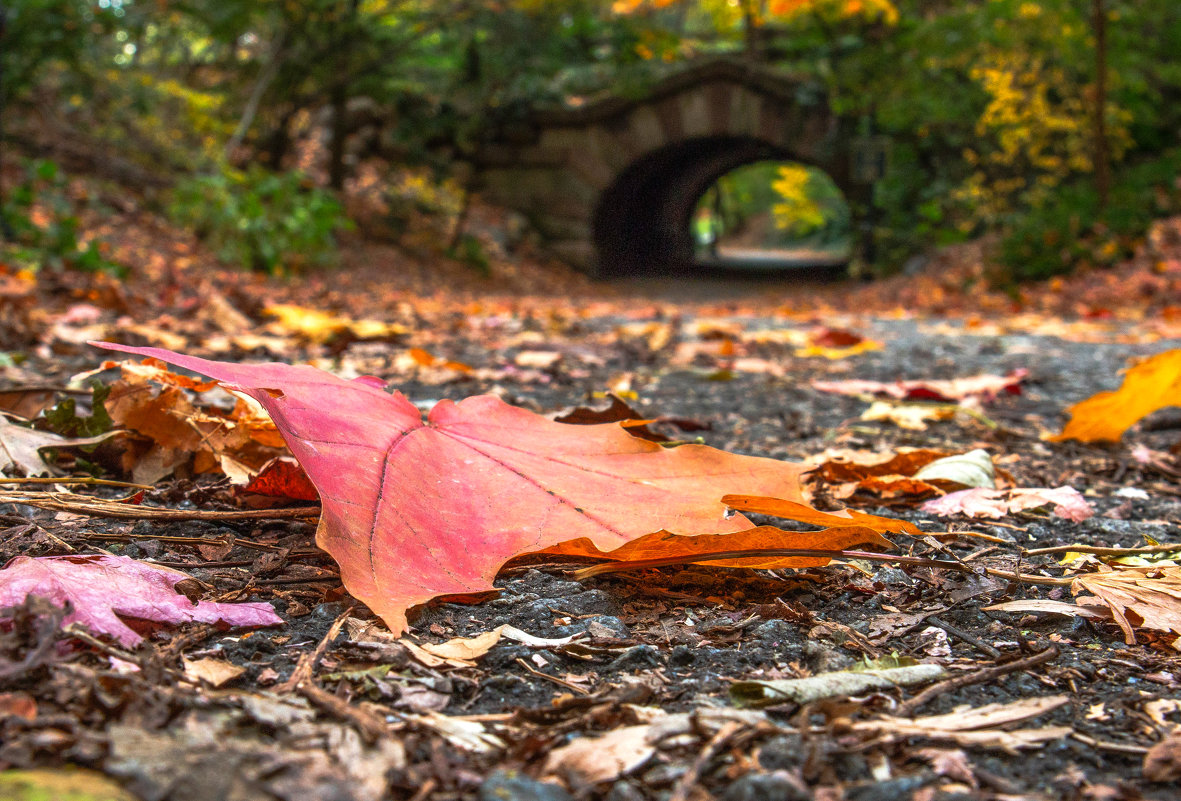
[0,768,138,801]
[264,304,408,345]
[1051,349,1181,443]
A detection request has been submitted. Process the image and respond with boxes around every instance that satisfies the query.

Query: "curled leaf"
[90,343,805,634]
[1052,349,1181,443]
[1072,566,1181,647]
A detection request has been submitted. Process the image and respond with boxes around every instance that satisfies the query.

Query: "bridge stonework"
[475,60,849,276]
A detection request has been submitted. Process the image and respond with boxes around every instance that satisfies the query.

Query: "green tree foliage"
[3,0,1179,280]
[169,166,350,274]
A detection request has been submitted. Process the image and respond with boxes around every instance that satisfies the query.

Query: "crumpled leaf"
[804,448,1013,504]
[860,401,958,431]
[0,414,114,476]
[732,663,945,708]
[1144,731,1181,783]
[243,456,320,501]
[812,369,1028,405]
[0,554,282,647]
[88,358,288,484]
[560,496,906,578]
[183,657,246,687]
[1072,566,1181,647]
[794,327,883,359]
[920,486,1094,522]
[92,343,806,635]
[912,448,996,489]
[542,723,656,785]
[851,696,1071,753]
[1051,349,1181,443]
[721,495,922,536]
[565,525,893,578]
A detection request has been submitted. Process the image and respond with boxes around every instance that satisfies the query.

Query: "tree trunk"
[1093,0,1110,211]
[326,0,359,191]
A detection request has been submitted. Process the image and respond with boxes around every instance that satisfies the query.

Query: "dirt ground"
[4,207,1181,800]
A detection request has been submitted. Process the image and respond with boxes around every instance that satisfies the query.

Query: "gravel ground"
[4,291,1181,800]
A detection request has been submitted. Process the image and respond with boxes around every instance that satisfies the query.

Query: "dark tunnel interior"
[591,136,801,277]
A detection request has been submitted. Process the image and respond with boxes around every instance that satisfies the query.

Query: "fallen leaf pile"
[92,342,854,634]
[804,448,1011,503]
[81,358,289,484]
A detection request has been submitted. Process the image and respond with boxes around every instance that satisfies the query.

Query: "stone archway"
[475,59,851,276]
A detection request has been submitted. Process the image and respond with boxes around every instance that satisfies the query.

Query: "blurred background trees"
[2,0,1178,281]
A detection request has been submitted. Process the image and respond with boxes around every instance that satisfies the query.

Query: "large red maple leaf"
[93,344,809,633]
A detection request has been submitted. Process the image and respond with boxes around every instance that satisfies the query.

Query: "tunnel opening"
[692,160,852,271]
[591,135,850,278]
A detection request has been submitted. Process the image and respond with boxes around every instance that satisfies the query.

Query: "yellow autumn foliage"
[769,0,898,25]
[771,164,827,236]
[1051,349,1181,443]
[955,45,1133,222]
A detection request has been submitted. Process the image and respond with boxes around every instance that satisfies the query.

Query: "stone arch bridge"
[474,59,857,277]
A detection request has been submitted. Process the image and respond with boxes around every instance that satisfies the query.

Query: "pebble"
[584,615,630,638]
[803,641,854,673]
[603,783,645,801]
[478,771,574,801]
[607,644,662,671]
[720,771,811,801]
[758,734,805,771]
[843,776,930,801]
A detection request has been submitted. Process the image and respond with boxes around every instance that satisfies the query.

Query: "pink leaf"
[921,487,1093,522]
[0,555,282,647]
[812,370,1028,404]
[90,344,805,635]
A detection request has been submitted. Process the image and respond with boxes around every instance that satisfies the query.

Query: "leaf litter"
[1,286,1181,800]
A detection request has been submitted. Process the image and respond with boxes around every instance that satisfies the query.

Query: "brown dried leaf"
[1072,566,1181,646]
[0,414,115,477]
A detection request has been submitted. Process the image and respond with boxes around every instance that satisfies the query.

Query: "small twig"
[256,575,340,586]
[406,779,438,801]
[2,490,319,521]
[61,623,186,682]
[1070,731,1150,755]
[1025,543,1181,558]
[62,623,143,666]
[982,521,1027,532]
[86,532,284,552]
[937,529,1011,544]
[926,615,1002,659]
[0,384,90,395]
[0,477,153,489]
[513,657,590,695]
[276,604,355,694]
[895,646,1059,717]
[669,721,742,801]
[297,679,389,743]
[0,606,65,682]
[954,405,1000,430]
[962,546,1000,562]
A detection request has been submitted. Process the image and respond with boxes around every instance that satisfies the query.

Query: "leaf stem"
[572,549,1074,586]
[1025,543,1181,557]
